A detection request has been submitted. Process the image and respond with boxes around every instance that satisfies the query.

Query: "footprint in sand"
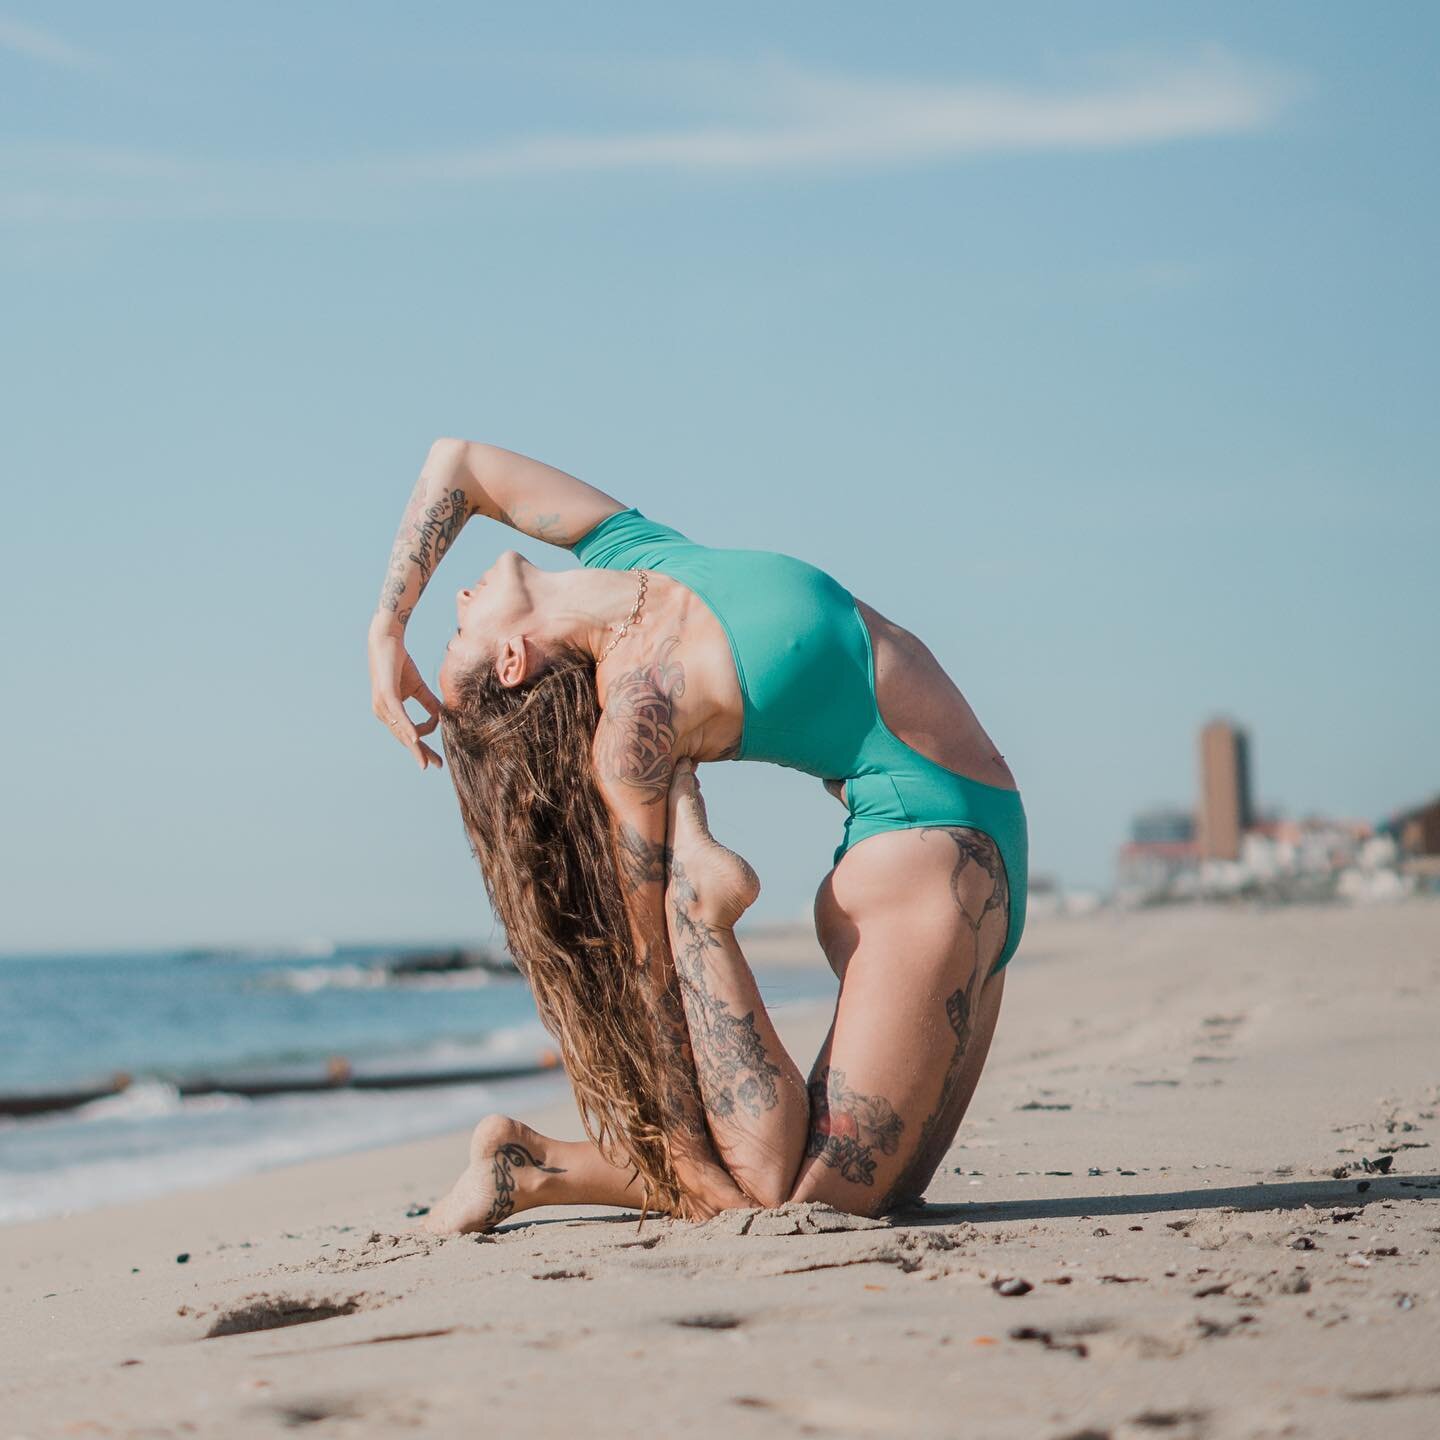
[204,1293,370,1338]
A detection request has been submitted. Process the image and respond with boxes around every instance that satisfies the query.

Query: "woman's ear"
[494,635,533,689]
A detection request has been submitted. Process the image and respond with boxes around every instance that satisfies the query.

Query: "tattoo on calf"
[880,827,1009,1210]
[485,1143,565,1228]
[596,636,685,804]
[805,1066,903,1187]
[667,859,782,1123]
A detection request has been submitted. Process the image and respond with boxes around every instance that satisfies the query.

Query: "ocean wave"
[0,1021,554,1136]
[0,1069,568,1225]
[253,963,509,994]
[74,1081,251,1123]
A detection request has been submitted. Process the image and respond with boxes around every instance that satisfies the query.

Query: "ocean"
[0,944,834,1225]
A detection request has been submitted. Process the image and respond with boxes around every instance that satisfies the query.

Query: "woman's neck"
[542,566,649,663]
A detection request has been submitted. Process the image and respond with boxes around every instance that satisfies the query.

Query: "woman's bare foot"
[422,1114,565,1235]
[666,759,759,927]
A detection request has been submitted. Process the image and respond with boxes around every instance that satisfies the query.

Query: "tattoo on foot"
[485,1143,565,1228]
[596,636,685,804]
[805,1066,903,1187]
[668,860,782,1122]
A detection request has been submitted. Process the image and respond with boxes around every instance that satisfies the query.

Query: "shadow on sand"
[903,1173,1440,1226]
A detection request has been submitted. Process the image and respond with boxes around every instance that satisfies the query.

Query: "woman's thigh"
[789,825,1009,1214]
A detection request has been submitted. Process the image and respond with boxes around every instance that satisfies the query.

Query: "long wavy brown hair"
[439,645,684,1214]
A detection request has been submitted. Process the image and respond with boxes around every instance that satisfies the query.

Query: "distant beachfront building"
[1391,796,1440,858]
[1115,807,1199,903]
[1114,719,1423,906]
[1197,719,1253,862]
[1130,808,1196,846]
[1379,795,1440,887]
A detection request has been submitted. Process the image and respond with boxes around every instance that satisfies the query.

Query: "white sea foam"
[0,1070,567,1225]
[256,963,507,994]
[73,1082,252,1122]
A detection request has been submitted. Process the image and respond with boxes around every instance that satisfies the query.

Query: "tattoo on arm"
[596,636,685,804]
[377,484,471,621]
[804,1066,903,1187]
[639,945,712,1139]
[497,507,571,544]
[667,859,782,1123]
[615,822,671,894]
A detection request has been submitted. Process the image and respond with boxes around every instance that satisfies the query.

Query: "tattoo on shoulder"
[596,636,685,804]
[804,1066,903,1187]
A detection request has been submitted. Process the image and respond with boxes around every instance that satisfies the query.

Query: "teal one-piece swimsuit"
[570,509,1029,970]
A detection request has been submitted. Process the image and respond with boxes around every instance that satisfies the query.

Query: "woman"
[367,438,1027,1231]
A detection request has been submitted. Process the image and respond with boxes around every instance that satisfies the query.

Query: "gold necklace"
[596,570,648,664]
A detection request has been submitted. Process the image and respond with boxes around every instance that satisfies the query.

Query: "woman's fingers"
[389,708,443,770]
[370,643,445,770]
[410,677,442,717]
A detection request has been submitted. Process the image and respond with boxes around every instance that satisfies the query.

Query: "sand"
[2,902,1438,1440]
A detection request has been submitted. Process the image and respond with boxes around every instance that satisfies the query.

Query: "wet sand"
[2,903,1438,1439]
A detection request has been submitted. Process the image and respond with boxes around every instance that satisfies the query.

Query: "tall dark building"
[1198,720,1253,861]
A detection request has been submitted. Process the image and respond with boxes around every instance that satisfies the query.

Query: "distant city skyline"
[3,4,1438,951]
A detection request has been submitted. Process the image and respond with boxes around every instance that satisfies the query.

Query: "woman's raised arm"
[368,438,625,768]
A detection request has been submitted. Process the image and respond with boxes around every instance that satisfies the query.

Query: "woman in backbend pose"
[367,439,1027,1230]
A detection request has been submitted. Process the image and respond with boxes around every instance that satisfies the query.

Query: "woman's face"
[438,550,539,699]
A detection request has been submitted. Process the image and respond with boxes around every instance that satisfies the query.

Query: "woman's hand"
[368,622,443,770]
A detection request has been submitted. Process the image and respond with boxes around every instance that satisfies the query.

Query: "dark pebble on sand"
[175,1253,190,1264]
[1092,1227,1111,1237]
[405,1204,431,1218]
[1290,1236,1317,1250]
[1397,1294,1415,1310]
[993,1277,1033,1297]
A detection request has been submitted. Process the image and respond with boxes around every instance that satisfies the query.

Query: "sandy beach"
[3,901,1438,1440]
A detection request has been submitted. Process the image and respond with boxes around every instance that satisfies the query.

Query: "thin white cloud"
[0,15,101,68]
[369,49,1299,182]
[0,49,1301,223]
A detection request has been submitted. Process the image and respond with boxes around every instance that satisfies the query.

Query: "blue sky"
[3,3,1436,952]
